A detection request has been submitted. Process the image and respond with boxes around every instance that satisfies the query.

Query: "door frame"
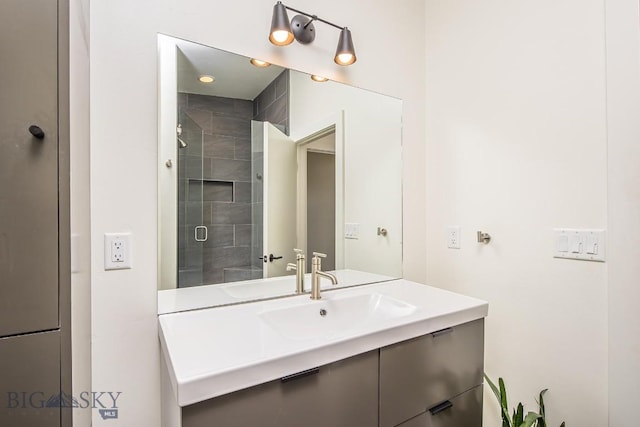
[291,111,345,270]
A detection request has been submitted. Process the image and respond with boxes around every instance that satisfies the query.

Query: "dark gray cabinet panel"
[397,386,483,427]
[0,0,60,337]
[380,319,484,427]
[183,350,379,427]
[0,331,61,426]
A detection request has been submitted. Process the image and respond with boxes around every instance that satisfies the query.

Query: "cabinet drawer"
[397,385,483,427]
[183,349,378,427]
[380,319,484,427]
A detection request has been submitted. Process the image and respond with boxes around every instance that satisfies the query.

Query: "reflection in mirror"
[158,34,403,309]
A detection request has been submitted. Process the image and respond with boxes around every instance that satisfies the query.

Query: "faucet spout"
[310,252,338,300]
[315,270,338,285]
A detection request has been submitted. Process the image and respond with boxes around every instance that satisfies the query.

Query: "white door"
[263,122,297,277]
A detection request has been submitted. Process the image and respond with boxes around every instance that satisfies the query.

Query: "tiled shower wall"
[177,71,289,285]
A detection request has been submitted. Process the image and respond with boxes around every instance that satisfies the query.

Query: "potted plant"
[485,374,565,427]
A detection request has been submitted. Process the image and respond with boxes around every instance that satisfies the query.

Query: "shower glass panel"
[177,110,205,287]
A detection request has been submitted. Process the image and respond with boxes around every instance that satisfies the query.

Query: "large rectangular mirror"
[158,34,402,311]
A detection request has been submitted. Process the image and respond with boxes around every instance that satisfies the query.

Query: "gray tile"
[202,268,224,285]
[233,99,254,118]
[188,94,235,113]
[204,225,234,248]
[203,181,233,202]
[275,70,288,99]
[223,267,263,283]
[235,182,251,203]
[256,81,277,113]
[183,156,204,180]
[203,246,252,269]
[178,269,203,288]
[211,202,252,224]
[235,224,252,247]
[209,158,251,182]
[182,248,203,268]
[185,204,205,227]
[265,96,287,125]
[178,93,188,112]
[203,134,235,159]
[235,138,252,160]
[211,116,251,139]
[185,109,212,134]
[187,180,204,202]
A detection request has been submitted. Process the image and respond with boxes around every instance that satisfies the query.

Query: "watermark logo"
[6,391,121,420]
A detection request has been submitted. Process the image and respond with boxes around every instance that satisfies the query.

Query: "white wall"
[290,72,403,277]
[424,0,608,425]
[89,0,425,424]
[605,0,640,425]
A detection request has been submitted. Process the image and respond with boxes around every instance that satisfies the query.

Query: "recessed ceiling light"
[198,75,215,83]
[250,58,271,67]
[310,75,329,83]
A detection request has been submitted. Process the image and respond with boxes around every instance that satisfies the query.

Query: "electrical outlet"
[104,233,132,270]
[447,226,461,249]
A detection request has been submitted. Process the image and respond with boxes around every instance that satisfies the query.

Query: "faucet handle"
[294,248,304,254]
[286,263,297,271]
[312,252,327,258]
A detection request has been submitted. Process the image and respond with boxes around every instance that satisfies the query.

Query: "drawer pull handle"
[29,125,45,139]
[429,400,453,416]
[281,367,319,383]
[431,327,453,338]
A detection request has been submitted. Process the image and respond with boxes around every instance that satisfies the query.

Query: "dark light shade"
[269,1,295,46]
[334,27,356,65]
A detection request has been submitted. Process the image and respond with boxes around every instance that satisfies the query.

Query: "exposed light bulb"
[335,53,354,66]
[271,30,291,44]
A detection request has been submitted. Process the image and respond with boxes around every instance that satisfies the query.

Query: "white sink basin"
[258,293,417,340]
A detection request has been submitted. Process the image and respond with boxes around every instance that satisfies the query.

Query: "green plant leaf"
[559,422,565,427]
[520,412,539,427]
[485,374,502,403]
[499,377,512,427]
[485,374,512,427]
[538,388,548,427]
[513,403,524,425]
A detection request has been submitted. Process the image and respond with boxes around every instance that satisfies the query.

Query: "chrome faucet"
[286,248,306,294]
[310,252,338,300]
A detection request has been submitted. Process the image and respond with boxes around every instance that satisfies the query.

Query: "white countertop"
[158,279,488,407]
[157,269,396,314]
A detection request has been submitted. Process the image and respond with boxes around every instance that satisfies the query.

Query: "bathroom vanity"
[159,279,487,427]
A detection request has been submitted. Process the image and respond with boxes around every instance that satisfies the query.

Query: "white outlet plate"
[104,233,132,270]
[447,226,461,249]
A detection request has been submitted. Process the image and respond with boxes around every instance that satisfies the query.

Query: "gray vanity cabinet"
[395,386,483,427]
[0,0,70,426]
[379,319,484,427]
[182,349,379,427]
[0,0,60,337]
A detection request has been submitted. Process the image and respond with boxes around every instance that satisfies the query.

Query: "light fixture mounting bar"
[281,4,344,30]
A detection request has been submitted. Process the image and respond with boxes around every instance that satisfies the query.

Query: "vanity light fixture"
[268,1,357,66]
[310,75,328,82]
[198,75,215,83]
[250,58,271,67]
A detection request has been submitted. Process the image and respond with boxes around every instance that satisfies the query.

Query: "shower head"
[177,123,187,148]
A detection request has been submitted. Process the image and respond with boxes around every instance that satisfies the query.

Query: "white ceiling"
[175,39,285,100]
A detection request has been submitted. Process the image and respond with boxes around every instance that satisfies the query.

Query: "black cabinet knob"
[28,125,45,140]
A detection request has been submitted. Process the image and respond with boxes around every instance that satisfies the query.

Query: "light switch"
[569,233,583,254]
[553,229,605,262]
[556,235,569,252]
[345,223,360,239]
[586,233,599,255]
